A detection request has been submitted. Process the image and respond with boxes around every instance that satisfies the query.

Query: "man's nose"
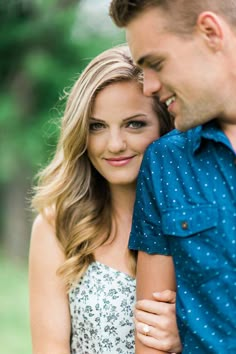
[143,69,162,97]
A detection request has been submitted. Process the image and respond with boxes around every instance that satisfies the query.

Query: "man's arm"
[135,251,177,354]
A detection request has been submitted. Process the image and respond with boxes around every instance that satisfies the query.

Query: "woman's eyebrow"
[89,117,105,122]
[123,114,148,122]
[90,114,148,122]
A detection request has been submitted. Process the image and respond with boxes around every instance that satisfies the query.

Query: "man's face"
[126,7,225,131]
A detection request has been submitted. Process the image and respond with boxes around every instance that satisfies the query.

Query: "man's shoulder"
[148,127,197,153]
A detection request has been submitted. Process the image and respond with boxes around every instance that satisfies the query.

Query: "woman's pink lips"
[105,156,135,167]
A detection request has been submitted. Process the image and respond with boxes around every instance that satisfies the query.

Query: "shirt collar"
[191,119,232,153]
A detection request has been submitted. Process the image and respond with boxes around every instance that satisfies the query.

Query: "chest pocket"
[161,204,218,237]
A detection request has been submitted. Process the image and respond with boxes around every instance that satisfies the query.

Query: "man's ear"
[197,11,223,51]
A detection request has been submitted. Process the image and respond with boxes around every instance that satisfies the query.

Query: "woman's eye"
[89,122,105,131]
[127,121,146,129]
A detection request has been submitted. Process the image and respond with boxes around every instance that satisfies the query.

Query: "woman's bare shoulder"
[32,206,55,232]
[30,212,63,260]
[32,212,53,232]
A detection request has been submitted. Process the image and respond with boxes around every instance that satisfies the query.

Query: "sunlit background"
[0,0,124,352]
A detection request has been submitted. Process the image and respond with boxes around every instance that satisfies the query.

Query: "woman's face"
[87,80,160,187]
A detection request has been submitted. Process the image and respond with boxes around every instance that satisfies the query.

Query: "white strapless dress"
[69,261,136,354]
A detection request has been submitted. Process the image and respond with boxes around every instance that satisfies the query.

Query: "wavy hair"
[32,45,173,290]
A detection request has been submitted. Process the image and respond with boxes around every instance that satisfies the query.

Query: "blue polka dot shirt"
[129,120,236,353]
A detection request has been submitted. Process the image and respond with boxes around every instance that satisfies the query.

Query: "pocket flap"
[161,205,218,237]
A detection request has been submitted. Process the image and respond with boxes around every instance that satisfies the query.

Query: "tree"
[0,0,124,260]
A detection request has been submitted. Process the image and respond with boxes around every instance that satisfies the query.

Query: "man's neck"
[221,121,236,151]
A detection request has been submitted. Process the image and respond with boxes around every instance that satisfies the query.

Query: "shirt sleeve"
[129,144,171,255]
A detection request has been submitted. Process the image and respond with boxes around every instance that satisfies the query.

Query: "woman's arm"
[135,251,179,354]
[29,214,71,354]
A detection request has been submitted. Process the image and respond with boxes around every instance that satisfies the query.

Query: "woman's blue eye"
[127,121,146,129]
[89,122,105,131]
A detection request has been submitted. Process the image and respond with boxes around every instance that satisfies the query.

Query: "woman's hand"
[134,290,182,353]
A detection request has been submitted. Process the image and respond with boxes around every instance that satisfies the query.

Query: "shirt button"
[181,221,189,230]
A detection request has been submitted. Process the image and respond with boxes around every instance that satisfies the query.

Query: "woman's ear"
[197,11,223,51]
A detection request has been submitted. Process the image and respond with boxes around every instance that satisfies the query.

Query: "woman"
[29,45,181,353]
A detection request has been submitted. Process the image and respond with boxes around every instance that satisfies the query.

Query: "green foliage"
[0,255,31,354]
[0,0,124,183]
[0,0,125,262]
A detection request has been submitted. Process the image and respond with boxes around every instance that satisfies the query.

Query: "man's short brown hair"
[109,0,236,34]
[109,0,159,28]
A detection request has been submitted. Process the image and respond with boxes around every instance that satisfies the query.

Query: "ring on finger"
[143,324,150,336]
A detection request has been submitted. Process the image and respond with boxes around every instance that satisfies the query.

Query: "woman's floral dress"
[69,261,136,354]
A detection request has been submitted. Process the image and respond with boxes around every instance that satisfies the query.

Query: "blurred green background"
[0,0,124,352]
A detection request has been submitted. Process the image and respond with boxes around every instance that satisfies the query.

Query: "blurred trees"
[0,0,124,260]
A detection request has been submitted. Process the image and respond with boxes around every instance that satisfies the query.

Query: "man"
[109,1,236,353]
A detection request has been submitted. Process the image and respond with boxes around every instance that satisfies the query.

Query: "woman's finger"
[136,321,179,353]
[152,289,176,304]
[135,298,176,317]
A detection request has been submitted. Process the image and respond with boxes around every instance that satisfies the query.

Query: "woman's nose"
[107,130,127,153]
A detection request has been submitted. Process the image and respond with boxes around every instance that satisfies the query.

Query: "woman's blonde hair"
[32,45,173,290]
